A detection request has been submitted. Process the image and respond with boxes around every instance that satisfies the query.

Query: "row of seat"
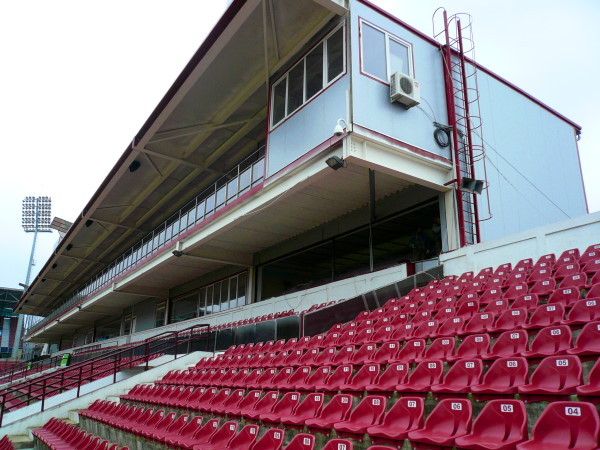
[212,310,295,331]
[80,401,356,450]
[182,325,600,382]
[114,388,600,450]
[0,436,13,450]
[32,417,128,450]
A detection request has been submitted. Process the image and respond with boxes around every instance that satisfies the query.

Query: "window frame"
[270,23,346,129]
[359,18,415,84]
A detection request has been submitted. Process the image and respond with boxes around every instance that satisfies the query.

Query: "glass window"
[228,277,238,309]
[362,23,386,80]
[389,39,409,75]
[327,27,344,82]
[239,167,252,193]
[361,21,413,81]
[287,62,304,115]
[306,44,324,100]
[272,80,287,125]
[155,302,166,327]
[238,272,247,307]
[205,285,214,315]
[198,288,207,317]
[270,24,345,127]
[171,294,198,323]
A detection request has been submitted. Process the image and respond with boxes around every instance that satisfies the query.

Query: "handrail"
[0,354,64,386]
[0,323,210,426]
[28,148,265,336]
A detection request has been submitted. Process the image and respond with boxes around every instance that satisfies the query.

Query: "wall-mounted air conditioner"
[390,72,420,109]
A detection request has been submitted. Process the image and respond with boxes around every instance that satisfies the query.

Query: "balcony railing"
[27,149,265,336]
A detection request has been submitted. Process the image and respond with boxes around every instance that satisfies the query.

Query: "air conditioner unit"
[390,72,420,109]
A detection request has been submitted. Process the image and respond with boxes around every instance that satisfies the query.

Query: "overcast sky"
[1,0,598,290]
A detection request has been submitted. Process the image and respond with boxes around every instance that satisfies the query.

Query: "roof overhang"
[17,0,347,316]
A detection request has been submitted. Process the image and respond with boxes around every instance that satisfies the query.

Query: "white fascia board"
[312,0,348,16]
[345,131,453,190]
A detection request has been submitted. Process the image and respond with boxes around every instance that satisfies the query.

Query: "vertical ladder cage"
[433,8,492,247]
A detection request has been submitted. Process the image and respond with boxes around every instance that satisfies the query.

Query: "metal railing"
[1,323,210,426]
[28,149,265,336]
[0,355,65,386]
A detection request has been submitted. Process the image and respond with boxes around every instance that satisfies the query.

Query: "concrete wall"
[440,211,600,276]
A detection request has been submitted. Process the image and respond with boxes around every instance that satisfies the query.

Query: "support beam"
[136,147,226,176]
[148,118,262,143]
[180,253,250,267]
[111,284,169,298]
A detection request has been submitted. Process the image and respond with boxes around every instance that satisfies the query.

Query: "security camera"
[333,118,351,137]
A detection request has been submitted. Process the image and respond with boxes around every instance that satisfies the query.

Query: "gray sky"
[1,0,598,290]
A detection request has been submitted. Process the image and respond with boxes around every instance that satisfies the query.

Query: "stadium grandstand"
[2,0,599,448]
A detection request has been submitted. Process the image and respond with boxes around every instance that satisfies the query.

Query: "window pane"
[362,23,386,80]
[197,288,206,317]
[238,272,247,307]
[327,27,344,82]
[205,285,214,315]
[389,39,409,75]
[239,167,251,193]
[228,277,237,309]
[220,281,229,311]
[306,44,323,99]
[272,80,286,124]
[171,294,197,323]
[287,61,304,115]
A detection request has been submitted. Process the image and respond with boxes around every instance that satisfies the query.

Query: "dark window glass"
[389,39,409,75]
[327,27,344,82]
[272,80,287,124]
[171,294,197,323]
[287,62,304,115]
[238,272,247,307]
[306,44,324,99]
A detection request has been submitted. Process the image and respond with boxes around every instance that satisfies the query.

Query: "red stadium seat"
[390,339,425,364]
[528,268,553,284]
[433,307,456,322]
[333,395,387,439]
[416,337,455,362]
[407,398,472,447]
[367,396,424,442]
[279,393,324,426]
[263,368,293,390]
[559,273,588,290]
[554,263,581,280]
[313,347,336,366]
[224,390,262,416]
[577,358,600,399]
[454,399,527,450]
[518,355,582,400]
[502,282,528,301]
[521,325,572,358]
[305,394,353,433]
[240,391,279,420]
[484,299,509,315]
[395,360,444,393]
[211,389,245,415]
[350,344,377,364]
[364,341,400,364]
[516,401,599,450]
[438,317,465,337]
[166,418,220,449]
[431,358,483,395]
[482,329,528,359]
[260,392,301,424]
[446,334,489,362]
[249,368,277,389]
[471,357,528,398]
[248,428,284,450]
[524,304,565,330]
[583,258,600,276]
[278,366,312,391]
[479,288,502,305]
[312,364,353,391]
[563,299,600,325]
[282,434,315,450]
[411,320,439,339]
[490,308,527,332]
[586,283,600,300]
[510,293,539,312]
[547,287,581,307]
[193,421,238,450]
[529,278,556,297]
[338,364,380,392]
[567,321,600,355]
[461,312,496,335]
[456,301,480,320]
[321,440,354,450]
[332,346,356,366]
[296,366,332,391]
[364,362,409,393]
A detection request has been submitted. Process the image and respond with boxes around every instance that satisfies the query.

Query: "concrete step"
[68,409,80,423]
[106,396,120,403]
[8,434,33,449]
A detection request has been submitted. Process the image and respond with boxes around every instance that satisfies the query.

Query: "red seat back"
[249,428,285,450]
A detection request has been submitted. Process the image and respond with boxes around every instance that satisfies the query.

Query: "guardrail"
[28,148,265,336]
[1,323,210,426]
[0,355,65,386]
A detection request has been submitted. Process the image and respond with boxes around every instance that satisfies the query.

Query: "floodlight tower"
[13,196,52,358]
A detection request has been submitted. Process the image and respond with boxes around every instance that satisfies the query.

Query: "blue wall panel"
[266,75,349,177]
[350,1,450,159]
